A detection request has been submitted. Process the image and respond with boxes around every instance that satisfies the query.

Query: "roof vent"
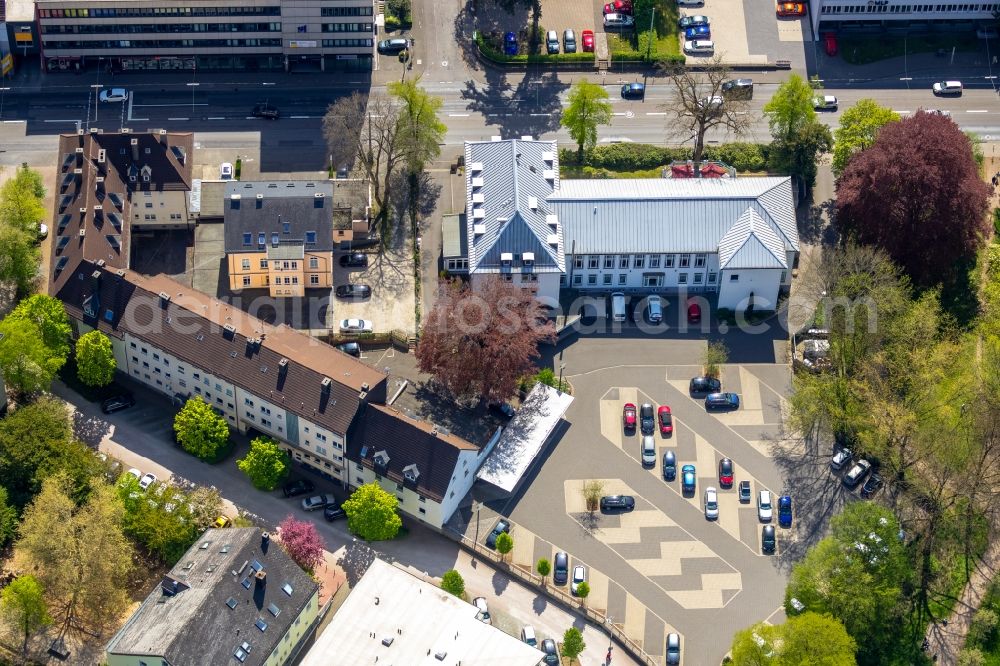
[223,323,236,340]
[321,377,332,391]
[381,637,394,648]
[278,358,288,370]
[547,234,559,246]
[528,196,538,210]
[473,224,486,235]
[116,269,126,276]
[435,652,448,661]
[520,135,533,141]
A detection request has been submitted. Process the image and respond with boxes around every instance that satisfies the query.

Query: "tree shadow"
[71,411,112,449]
[336,539,379,587]
[492,570,510,595]
[532,594,548,615]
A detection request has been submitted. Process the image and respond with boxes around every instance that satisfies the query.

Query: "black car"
[282,479,316,498]
[620,82,646,99]
[101,393,135,414]
[689,376,722,396]
[541,638,559,665]
[335,284,372,299]
[762,525,776,553]
[378,38,409,54]
[485,518,511,549]
[553,551,569,585]
[600,495,636,512]
[721,78,753,99]
[323,505,346,521]
[337,342,361,357]
[662,450,677,481]
[860,472,884,499]
[252,104,279,119]
[639,403,655,435]
[843,459,872,489]
[339,253,368,268]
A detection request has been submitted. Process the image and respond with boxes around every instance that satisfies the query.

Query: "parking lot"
[333,246,417,335]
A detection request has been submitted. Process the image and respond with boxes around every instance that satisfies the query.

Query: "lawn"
[839,34,982,65]
[607,0,682,63]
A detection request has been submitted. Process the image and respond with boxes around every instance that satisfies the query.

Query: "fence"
[448,530,660,666]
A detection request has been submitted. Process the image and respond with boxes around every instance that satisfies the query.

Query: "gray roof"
[105,528,318,666]
[465,139,565,273]
[548,177,798,259]
[442,213,467,259]
[718,208,787,270]
[224,181,334,253]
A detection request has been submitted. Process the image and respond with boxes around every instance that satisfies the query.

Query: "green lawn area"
[964,578,1000,664]
[839,34,982,65]
[607,0,682,63]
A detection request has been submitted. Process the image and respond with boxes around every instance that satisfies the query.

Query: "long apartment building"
[35,0,374,73]
[808,0,1000,33]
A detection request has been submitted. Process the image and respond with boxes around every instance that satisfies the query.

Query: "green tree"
[494,531,513,562]
[575,581,590,606]
[0,486,17,547]
[560,80,613,161]
[561,626,586,663]
[0,574,52,659]
[0,224,40,296]
[763,74,816,144]
[342,482,402,541]
[237,437,290,491]
[388,77,447,175]
[832,99,899,176]
[777,612,856,665]
[769,120,833,193]
[7,295,72,361]
[15,474,134,632]
[0,317,67,398]
[730,622,779,665]
[582,479,604,514]
[959,647,986,666]
[536,557,551,586]
[0,164,46,235]
[441,569,465,597]
[173,396,230,461]
[703,341,728,378]
[75,329,116,387]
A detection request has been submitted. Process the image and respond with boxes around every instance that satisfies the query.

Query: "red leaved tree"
[277,515,326,573]
[835,111,991,287]
[415,277,556,403]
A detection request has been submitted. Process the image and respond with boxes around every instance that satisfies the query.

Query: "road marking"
[207,117,226,120]
[290,115,311,118]
[646,112,667,116]
[2,120,25,124]
[43,119,80,123]
[613,112,627,116]
[448,113,470,117]
[134,103,209,107]
[167,117,189,121]
[529,113,550,117]
[894,110,910,114]
[245,116,256,119]
[968,109,989,113]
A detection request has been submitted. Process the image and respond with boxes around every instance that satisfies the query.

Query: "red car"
[603,0,633,15]
[582,29,595,52]
[658,405,673,435]
[718,457,734,487]
[823,32,838,56]
[687,301,702,323]
[623,403,637,430]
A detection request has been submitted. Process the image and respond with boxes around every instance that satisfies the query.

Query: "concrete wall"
[717,268,782,311]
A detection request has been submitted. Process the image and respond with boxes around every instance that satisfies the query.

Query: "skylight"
[241,577,252,589]
[282,583,293,596]
[267,603,280,617]
[226,597,237,610]
[255,618,268,632]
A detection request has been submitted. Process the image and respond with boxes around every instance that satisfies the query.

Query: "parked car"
[646,295,663,323]
[545,30,560,54]
[658,405,673,435]
[623,402,637,430]
[339,319,373,334]
[663,451,677,481]
[582,29,595,52]
[99,88,129,103]
[932,80,963,95]
[37,223,48,240]
[758,490,773,522]
[139,472,157,490]
[473,597,492,624]
[778,495,793,528]
[687,301,702,323]
[553,552,569,585]
[762,525,776,553]
[718,458,734,487]
[822,32,838,56]
[722,78,754,99]
[776,1,807,15]
[621,82,646,99]
[335,284,372,299]
[101,393,135,414]
[830,447,853,471]
[301,494,333,511]
[641,435,656,467]
[689,376,722,395]
[377,38,409,54]
[127,468,142,482]
[571,565,587,595]
[252,103,279,119]
[563,29,577,53]
[684,24,711,40]
[843,459,872,488]
[485,518,511,549]
[640,403,655,435]
[503,31,518,56]
[705,392,740,410]
[213,515,231,528]
[541,638,559,664]
[521,625,538,647]
[683,39,715,54]
[666,633,681,665]
[339,252,368,268]
[682,464,697,494]
[738,480,752,503]
[604,0,633,13]
[812,95,838,110]
[337,342,361,357]
[678,14,710,28]
[704,487,719,520]
[323,505,346,521]
[282,479,315,498]
[489,401,516,419]
[220,162,234,180]
[861,472,884,499]
[600,495,635,512]
[604,13,636,28]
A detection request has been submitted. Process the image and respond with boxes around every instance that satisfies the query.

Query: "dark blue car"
[684,25,711,40]
[778,495,792,528]
[705,392,740,411]
[620,82,646,99]
[503,31,518,56]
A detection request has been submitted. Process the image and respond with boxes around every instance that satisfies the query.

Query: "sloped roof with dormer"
[718,207,788,270]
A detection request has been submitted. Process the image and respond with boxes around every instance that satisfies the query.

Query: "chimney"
[278,358,288,374]
[256,193,263,209]
[158,291,170,308]
[159,129,168,145]
[130,138,139,162]
[74,146,84,166]
[96,259,106,267]
[321,377,332,392]
[223,323,236,340]
[261,531,270,552]
[314,192,325,208]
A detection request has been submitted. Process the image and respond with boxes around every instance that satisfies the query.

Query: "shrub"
[704,142,769,172]
[441,569,465,597]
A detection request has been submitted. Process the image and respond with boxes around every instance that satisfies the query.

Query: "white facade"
[810,0,998,32]
[718,268,785,311]
[564,251,724,292]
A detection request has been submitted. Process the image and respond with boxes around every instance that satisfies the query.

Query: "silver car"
[571,565,587,595]
[666,633,681,665]
[339,318,373,334]
[641,435,656,467]
[704,487,719,520]
[757,490,773,522]
[301,494,332,511]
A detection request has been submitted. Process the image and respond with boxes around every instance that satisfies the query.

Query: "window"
[573,274,582,286]
[634,255,645,268]
[588,274,597,285]
[419,507,427,515]
[693,273,703,284]
[650,255,661,268]
[573,256,583,269]
[310,275,319,285]
[618,274,627,285]
[781,270,787,282]
[282,222,290,234]
[679,273,688,284]
[695,254,706,267]
[241,258,251,270]
[588,255,599,269]
[153,353,160,361]
[260,259,268,269]
[305,231,317,243]
[419,495,426,503]
[309,257,319,269]
[603,255,614,269]
[708,271,717,283]
[619,255,629,269]
[603,274,612,285]
[271,233,279,246]
[242,232,252,246]
[730,274,740,281]
[665,255,675,268]
[680,255,691,268]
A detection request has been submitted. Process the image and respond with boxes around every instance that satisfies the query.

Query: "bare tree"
[660,56,753,168]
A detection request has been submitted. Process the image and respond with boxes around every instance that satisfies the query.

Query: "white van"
[610,292,627,322]
[520,625,537,646]
[647,295,663,323]
[932,80,962,95]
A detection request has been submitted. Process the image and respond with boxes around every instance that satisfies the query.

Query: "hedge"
[475,32,596,64]
[559,142,772,174]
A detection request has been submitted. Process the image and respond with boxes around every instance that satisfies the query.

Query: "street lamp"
[472,501,482,560]
[558,363,566,394]
[604,615,614,665]
[187,82,199,113]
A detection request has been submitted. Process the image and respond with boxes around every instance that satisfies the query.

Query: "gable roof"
[718,208,788,270]
[106,528,317,666]
[56,261,388,435]
[48,130,193,295]
[464,139,564,273]
[347,404,479,503]
[223,181,334,253]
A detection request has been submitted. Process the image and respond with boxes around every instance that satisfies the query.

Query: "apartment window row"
[821,1,997,10]
[572,271,717,286]
[446,258,469,271]
[573,253,707,270]
[39,6,280,18]
[322,38,373,47]
[321,22,373,32]
[320,6,374,16]
[41,22,281,34]
[43,38,282,48]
